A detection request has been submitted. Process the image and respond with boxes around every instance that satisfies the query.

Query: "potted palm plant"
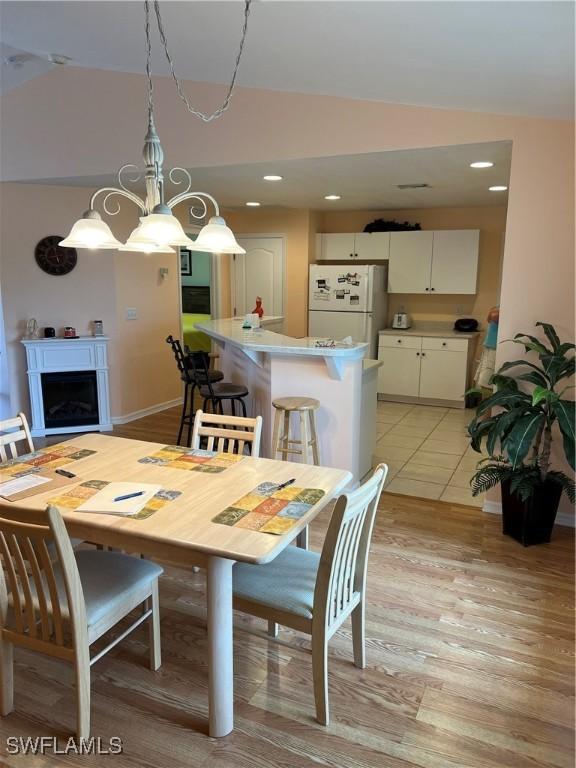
[468,322,575,546]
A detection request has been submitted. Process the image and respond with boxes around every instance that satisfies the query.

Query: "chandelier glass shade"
[118,223,176,254]
[60,0,251,256]
[60,211,123,250]
[136,212,198,247]
[189,216,246,254]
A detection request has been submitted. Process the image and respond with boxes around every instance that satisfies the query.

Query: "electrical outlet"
[455,304,465,315]
[126,308,137,320]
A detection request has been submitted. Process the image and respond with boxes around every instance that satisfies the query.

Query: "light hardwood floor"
[3,406,574,767]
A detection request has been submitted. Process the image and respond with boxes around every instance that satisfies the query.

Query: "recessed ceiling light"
[245,201,261,207]
[324,195,341,201]
[489,185,508,192]
[470,161,494,168]
[263,175,283,181]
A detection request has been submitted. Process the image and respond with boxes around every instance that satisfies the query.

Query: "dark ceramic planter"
[501,478,563,546]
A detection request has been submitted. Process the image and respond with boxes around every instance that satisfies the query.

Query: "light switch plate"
[126,308,137,320]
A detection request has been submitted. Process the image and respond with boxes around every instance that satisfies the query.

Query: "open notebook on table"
[75,482,161,516]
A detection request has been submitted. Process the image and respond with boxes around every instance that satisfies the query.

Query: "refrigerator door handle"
[364,313,371,340]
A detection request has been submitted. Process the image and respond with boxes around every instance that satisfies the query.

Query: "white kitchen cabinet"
[419,349,468,400]
[318,233,355,261]
[317,232,389,261]
[430,230,479,294]
[377,343,421,398]
[377,333,475,407]
[354,232,390,260]
[388,231,433,293]
[387,229,479,294]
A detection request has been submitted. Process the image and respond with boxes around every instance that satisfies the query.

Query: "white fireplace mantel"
[21,336,112,437]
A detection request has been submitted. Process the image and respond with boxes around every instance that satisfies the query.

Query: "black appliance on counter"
[454,318,479,333]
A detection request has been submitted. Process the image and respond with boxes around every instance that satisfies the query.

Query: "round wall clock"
[34,236,78,276]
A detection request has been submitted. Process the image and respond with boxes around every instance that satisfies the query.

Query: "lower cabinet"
[378,334,472,405]
[377,337,421,397]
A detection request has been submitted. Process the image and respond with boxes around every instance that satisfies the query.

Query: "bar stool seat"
[180,369,223,386]
[199,382,249,399]
[272,397,320,465]
[273,397,319,412]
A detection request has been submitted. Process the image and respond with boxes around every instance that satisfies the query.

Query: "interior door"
[232,237,285,317]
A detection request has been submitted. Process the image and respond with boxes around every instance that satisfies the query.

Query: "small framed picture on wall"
[180,247,192,276]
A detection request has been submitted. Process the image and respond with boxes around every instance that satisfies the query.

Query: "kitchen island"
[196,318,380,480]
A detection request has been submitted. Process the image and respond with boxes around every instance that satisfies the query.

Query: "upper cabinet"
[388,229,479,294]
[354,232,390,261]
[388,231,434,293]
[317,232,390,261]
[430,230,479,294]
[317,229,479,295]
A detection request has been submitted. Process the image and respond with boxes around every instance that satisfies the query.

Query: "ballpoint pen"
[55,469,76,478]
[274,478,296,491]
[113,491,145,502]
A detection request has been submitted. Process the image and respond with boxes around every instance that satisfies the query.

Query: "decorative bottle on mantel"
[252,296,264,318]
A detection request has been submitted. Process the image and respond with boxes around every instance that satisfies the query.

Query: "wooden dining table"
[5,433,352,737]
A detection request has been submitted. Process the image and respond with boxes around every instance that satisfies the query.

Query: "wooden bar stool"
[271,397,320,465]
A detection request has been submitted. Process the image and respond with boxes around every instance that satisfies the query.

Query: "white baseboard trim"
[482,500,575,528]
[111,398,183,426]
[482,501,502,516]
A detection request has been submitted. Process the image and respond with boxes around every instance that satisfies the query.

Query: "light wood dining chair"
[233,463,388,726]
[0,412,34,462]
[0,502,163,739]
[191,410,263,457]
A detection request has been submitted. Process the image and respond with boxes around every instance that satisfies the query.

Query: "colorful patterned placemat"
[0,446,97,478]
[212,482,325,534]
[138,446,244,474]
[48,480,182,520]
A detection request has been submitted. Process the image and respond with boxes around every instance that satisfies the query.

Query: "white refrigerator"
[308,264,388,358]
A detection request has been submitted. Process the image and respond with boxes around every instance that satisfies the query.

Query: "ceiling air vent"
[396,183,431,190]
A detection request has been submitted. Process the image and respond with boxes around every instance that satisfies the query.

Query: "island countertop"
[196,318,368,359]
[197,318,377,478]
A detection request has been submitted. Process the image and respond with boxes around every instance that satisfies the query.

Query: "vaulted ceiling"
[1,1,573,119]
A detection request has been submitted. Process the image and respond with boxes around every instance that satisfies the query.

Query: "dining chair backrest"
[0,412,34,463]
[0,503,87,658]
[314,463,388,633]
[166,335,191,381]
[191,410,263,456]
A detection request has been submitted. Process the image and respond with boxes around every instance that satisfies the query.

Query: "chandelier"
[60,0,251,255]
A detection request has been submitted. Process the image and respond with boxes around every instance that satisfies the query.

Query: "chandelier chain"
[145,0,154,116]
[145,0,252,124]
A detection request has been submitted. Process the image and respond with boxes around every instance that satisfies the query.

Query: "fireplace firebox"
[41,371,100,429]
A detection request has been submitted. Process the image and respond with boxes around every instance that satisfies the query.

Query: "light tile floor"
[374,401,488,507]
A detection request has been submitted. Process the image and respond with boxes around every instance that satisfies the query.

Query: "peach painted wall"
[0,182,181,420]
[221,208,314,337]
[1,69,573,503]
[2,67,571,346]
[319,206,507,329]
[112,250,181,417]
